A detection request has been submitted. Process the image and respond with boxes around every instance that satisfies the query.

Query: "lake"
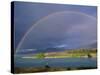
[14,56,97,68]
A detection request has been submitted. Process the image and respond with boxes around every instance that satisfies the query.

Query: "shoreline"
[14,66,97,74]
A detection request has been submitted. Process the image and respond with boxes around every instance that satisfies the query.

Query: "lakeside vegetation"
[23,48,97,59]
[44,48,97,58]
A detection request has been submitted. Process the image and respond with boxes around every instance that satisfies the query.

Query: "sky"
[14,1,97,51]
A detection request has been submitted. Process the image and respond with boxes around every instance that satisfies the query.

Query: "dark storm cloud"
[17,11,97,50]
[14,2,97,50]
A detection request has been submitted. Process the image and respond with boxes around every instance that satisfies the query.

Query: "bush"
[35,53,45,59]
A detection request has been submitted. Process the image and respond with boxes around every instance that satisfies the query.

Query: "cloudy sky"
[14,1,97,50]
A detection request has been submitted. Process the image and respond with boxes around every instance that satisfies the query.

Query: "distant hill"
[82,42,97,48]
[16,42,97,55]
[88,42,97,48]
